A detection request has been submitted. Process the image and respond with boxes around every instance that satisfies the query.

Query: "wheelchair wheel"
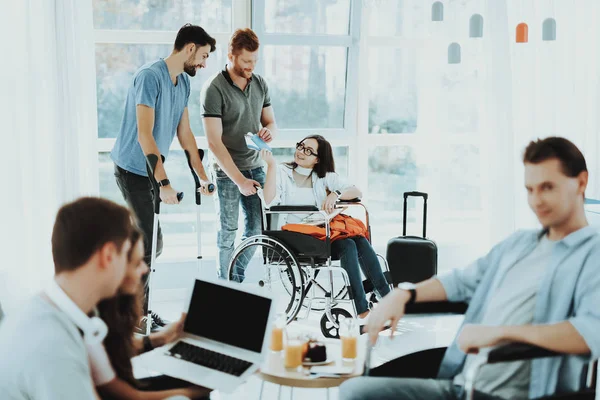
[228,236,305,324]
[279,267,348,312]
[320,307,352,339]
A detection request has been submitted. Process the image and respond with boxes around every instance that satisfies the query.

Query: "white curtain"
[0,0,99,313]
[414,0,600,255]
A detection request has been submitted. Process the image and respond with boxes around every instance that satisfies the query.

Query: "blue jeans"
[212,167,265,281]
[339,377,503,400]
[331,237,391,314]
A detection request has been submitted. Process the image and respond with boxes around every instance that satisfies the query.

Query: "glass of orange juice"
[340,318,358,361]
[284,332,305,371]
[270,313,285,352]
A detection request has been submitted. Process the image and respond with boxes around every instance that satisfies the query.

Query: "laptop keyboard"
[167,341,253,377]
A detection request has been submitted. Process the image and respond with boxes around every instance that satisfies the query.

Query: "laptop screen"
[184,279,272,353]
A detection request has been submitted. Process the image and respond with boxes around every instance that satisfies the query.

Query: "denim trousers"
[339,377,505,400]
[114,164,162,314]
[331,236,391,314]
[212,167,266,281]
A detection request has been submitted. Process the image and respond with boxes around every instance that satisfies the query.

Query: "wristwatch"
[334,189,342,199]
[142,335,154,352]
[157,178,170,187]
[397,282,417,305]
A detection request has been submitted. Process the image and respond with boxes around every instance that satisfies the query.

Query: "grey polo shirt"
[201,66,271,171]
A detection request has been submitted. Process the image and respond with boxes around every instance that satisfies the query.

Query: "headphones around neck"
[45,280,108,345]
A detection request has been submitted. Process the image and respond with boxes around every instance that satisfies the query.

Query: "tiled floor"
[138,258,463,400]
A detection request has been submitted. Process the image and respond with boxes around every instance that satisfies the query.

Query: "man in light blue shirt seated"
[342,137,600,400]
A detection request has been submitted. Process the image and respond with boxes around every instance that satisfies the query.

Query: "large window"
[368,47,418,134]
[263,0,351,35]
[252,0,359,141]
[93,0,232,32]
[93,1,248,262]
[361,0,490,270]
[95,44,227,138]
[92,0,357,262]
[92,0,491,270]
[263,45,348,129]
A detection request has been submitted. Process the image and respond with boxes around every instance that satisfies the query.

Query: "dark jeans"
[114,164,163,314]
[331,237,391,314]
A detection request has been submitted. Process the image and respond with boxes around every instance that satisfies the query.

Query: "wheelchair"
[226,193,394,338]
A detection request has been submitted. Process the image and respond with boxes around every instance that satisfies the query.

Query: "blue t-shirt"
[111,59,190,176]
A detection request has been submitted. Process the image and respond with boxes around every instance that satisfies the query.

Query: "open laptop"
[137,277,275,393]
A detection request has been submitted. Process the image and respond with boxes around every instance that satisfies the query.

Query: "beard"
[183,60,197,77]
[233,64,250,78]
[183,50,199,77]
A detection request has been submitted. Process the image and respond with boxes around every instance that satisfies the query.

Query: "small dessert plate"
[303,358,334,366]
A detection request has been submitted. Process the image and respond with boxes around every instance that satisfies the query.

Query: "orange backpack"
[282,214,370,242]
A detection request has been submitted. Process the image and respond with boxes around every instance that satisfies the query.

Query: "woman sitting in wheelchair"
[260,135,391,318]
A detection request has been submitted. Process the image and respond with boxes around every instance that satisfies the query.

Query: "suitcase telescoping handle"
[403,191,428,238]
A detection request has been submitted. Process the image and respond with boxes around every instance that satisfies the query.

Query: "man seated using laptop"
[136,277,275,394]
[0,197,135,399]
[341,137,600,400]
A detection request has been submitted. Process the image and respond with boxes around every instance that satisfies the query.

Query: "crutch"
[183,148,215,271]
[145,154,183,336]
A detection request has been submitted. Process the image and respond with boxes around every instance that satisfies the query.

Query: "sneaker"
[135,313,169,335]
[135,316,149,335]
[151,312,169,327]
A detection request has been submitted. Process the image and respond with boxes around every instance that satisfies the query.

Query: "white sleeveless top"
[286,166,317,224]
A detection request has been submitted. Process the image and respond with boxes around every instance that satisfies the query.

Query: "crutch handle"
[145,154,162,214]
[145,153,183,210]
[158,191,184,203]
[184,148,211,206]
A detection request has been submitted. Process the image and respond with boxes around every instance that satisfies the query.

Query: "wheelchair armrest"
[269,205,320,212]
[487,343,561,363]
[338,198,361,204]
[464,343,572,400]
[404,301,469,315]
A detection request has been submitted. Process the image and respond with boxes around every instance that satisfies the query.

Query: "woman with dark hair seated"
[91,228,210,399]
[260,135,391,318]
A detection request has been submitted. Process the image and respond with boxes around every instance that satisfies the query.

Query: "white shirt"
[43,281,116,386]
[88,342,116,386]
[266,164,353,227]
[0,296,98,399]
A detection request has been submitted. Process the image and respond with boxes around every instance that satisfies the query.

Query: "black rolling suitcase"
[386,191,437,284]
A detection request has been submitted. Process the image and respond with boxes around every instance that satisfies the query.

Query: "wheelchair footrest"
[383,271,393,285]
[362,279,374,294]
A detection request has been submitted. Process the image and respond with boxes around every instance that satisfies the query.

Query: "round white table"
[257,338,366,399]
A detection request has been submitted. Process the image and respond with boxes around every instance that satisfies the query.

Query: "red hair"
[229,28,259,56]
